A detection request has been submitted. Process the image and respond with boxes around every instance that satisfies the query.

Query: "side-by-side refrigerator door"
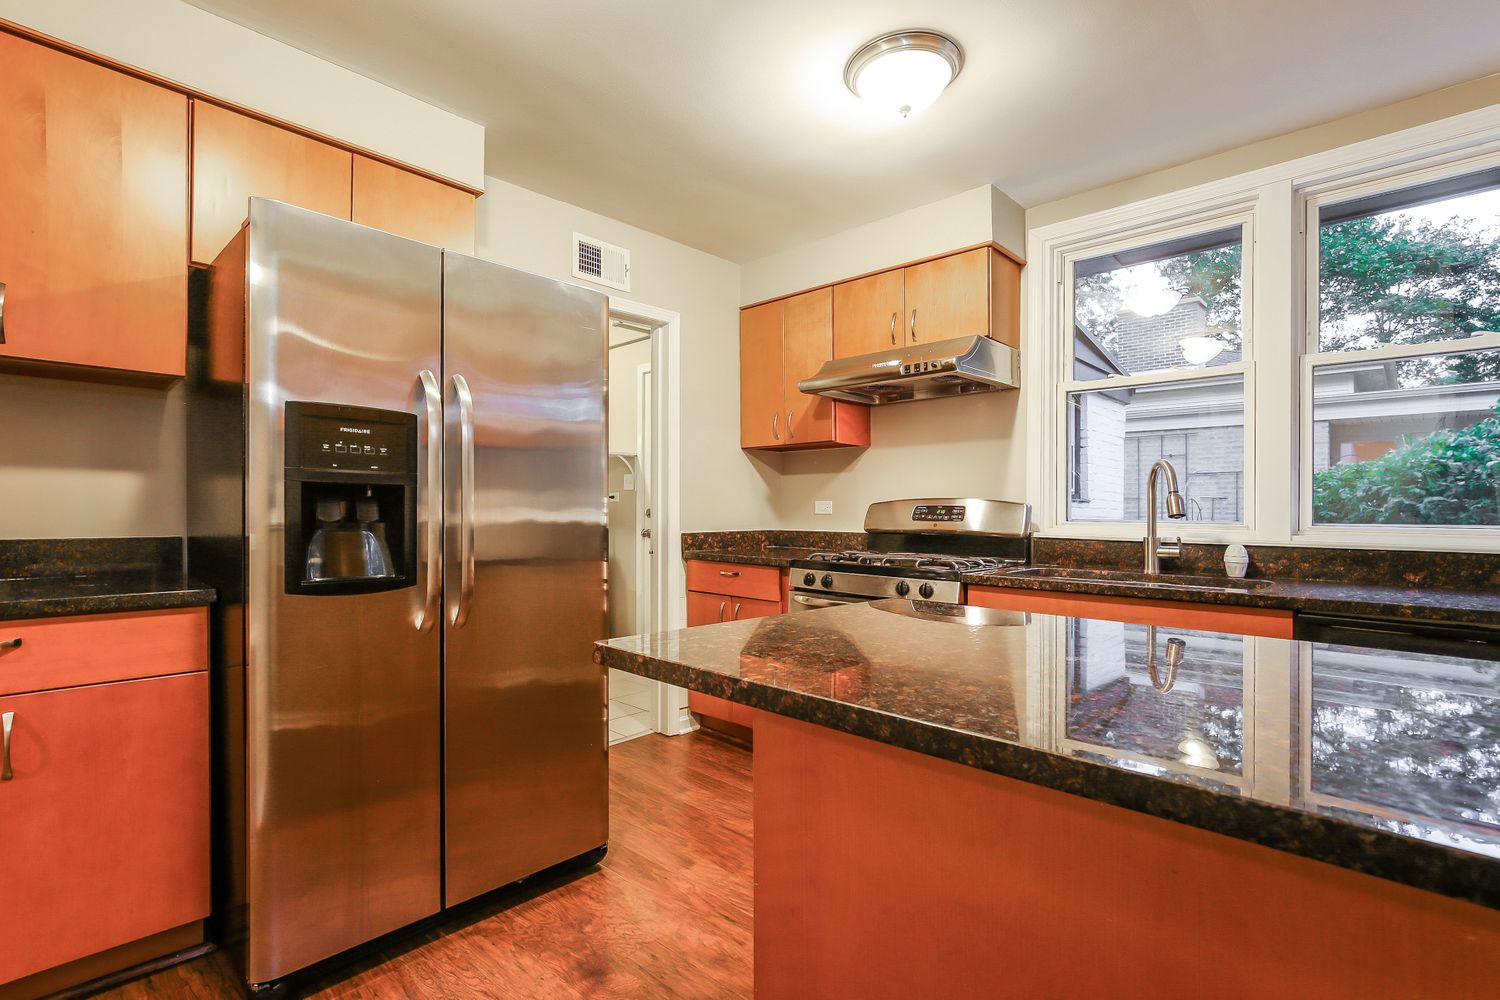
[441,253,608,906]
[243,200,444,985]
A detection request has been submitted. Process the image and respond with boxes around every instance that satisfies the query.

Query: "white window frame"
[1027,99,1500,551]
[1048,206,1261,541]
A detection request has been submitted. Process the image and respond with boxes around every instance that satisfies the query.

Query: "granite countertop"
[0,538,216,621]
[0,571,217,621]
[598,600,1500,910]
[961,567,1500,627]
[683,535,1500,626]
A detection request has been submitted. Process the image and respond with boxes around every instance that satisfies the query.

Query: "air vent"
[572,233,630,291]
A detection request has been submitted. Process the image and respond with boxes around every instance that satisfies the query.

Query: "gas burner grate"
[804,550,1023,574]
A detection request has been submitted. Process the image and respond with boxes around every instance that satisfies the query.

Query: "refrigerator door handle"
[451,373,477,628]
[414,369,442,631]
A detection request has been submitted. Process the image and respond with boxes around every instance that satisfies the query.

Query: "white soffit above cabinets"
[178,0,1500,261]
[0,0,485,190]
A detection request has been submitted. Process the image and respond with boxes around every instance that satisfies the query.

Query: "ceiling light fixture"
[844,30,964,119]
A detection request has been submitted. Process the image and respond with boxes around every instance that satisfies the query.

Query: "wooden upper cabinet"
[740,300,784,449]
[351,155,476,253]
[740,293,870,452]
[782,288,836,444]
[0,33,189,377]
[191,101,352,264]
[903,247,992,346]
[833,269,904,359]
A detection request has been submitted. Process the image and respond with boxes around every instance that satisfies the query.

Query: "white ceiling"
[183,0,1500,262]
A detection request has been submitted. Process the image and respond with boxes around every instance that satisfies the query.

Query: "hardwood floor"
[96,733,752,1000]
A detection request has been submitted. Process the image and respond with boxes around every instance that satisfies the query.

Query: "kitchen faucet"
[1143,459,1187,574]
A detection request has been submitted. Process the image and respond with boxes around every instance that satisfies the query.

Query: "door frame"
[607,296,692,737]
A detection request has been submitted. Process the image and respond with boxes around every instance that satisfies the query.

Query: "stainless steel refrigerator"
[187,199,608,991]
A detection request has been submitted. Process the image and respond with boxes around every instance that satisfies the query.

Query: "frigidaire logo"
[340,427,372,434]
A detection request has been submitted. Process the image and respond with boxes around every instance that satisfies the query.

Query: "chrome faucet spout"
[1144,459,1187,574]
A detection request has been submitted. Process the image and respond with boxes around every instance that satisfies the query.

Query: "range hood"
[798,335,1019,405]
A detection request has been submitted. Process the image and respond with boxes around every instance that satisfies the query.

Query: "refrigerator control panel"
[285,401,415,476]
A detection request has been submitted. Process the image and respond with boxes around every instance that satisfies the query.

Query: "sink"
[1001,566,1273,595]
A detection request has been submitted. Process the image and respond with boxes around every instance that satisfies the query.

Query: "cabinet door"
[965,586,1294,639]
[688,590,735,627]
[352,155,476,253]
[989,250,1022,348]
[724,595,781,622]
[0,33,188,377]
[782,287,836,445]
[740,300,784,448]
[192,101,352,263]
[0,673,210,985]
[903,247,991,346]
[833,269,904,358]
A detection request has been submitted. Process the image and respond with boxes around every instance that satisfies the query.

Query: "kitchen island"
[596,599,1500,1000]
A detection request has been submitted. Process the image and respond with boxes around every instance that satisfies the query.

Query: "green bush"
[1312,405,1500,525]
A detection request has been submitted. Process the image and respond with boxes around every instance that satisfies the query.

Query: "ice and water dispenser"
[283,401,418,595]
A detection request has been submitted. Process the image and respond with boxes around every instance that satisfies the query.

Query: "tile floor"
[608,668,654,744]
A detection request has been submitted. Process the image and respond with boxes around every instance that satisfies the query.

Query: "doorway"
[604,298,689,743]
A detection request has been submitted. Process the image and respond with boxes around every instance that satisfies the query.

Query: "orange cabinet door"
[833,269,904,358]
[724,595,780,622]
[740,300,784,448]
[191,101,352,263]
[902,247,991,346]
[0,672,210,986]
[988,251,1021,349]
[686,561,784,603]
[0,33,188,377]
[351,155,476,253]
[783,287,836,445]
[965,585,1294,639]
[687,590,735,627]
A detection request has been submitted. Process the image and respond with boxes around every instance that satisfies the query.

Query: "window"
[1306,169,1500,528]
[1067,225,1249,525]
[1032,112,1500,550]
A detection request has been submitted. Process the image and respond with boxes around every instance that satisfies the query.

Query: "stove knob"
[894,581,910,597]
[918,583,935,600]
[803,572,816,587]
[821,575,834,589]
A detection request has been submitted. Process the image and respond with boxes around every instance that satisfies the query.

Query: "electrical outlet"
[814,500,833,515]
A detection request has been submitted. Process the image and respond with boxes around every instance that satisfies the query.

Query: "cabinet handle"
[889,311,896,345]
[0,638,20,652]
[771,412,779,441]
[0,281,7,345]
[718,570,741,578]
[732,603,742,620]
[1,712,12,782]
[911,308,918,342]
[717,601,727,622]
[786,409,795,439]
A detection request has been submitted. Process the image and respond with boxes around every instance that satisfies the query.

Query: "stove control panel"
[911,504,965,522]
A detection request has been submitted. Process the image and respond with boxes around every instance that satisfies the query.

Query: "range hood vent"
[798,335,1019,405]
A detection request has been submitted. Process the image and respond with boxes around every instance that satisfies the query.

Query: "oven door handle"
[792,594,856,609]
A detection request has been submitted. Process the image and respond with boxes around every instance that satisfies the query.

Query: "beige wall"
[0,376,186,538]
[739,185,1029,530]
[476,176,776,532]
[0,0,484,188]
[1027,72,1500,229]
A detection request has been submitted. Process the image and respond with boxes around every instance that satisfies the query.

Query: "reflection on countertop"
[597,599,1500,909]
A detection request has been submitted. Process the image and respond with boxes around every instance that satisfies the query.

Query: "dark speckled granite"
[0,538,215,621]
[599,600,1500,910]
[681,530,866,568]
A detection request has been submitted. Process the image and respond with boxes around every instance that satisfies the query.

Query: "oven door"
[789,592,869,613]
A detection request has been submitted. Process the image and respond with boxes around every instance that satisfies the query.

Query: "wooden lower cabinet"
[754,711,1500,1000]
[0,671,210,988]
[965,584,1294,638]
[0,31,189,378]
[685,561,785,731]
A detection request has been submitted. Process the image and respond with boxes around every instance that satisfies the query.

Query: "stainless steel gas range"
[788,498,1031,612]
